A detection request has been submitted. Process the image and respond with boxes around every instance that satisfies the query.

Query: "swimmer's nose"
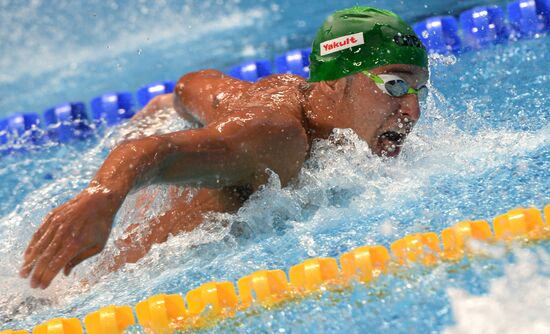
[399,94,421,123]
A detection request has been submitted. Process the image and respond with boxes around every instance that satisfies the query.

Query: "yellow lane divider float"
[2,204,549,334]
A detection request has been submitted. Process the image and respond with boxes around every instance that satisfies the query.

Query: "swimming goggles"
[363,71,428,101]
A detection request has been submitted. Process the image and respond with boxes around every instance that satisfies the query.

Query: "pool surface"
[0,0,549,333]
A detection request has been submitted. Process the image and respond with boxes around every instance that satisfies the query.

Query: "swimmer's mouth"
[377,130,408,157]
[379,131,406,146]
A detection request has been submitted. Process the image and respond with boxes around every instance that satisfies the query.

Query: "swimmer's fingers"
[63,245,103,276]
[29,228,67,289]
[22,210,56,259]
[37,238,85,289]
[20,217,59,278]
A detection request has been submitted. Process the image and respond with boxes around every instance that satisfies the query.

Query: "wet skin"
[20,64,428,288]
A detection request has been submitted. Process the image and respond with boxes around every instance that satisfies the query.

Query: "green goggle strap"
[363,71,423,96]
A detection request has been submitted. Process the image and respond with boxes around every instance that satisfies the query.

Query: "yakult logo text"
[320,32,365,56]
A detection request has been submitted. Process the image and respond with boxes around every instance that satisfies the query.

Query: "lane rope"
[2,204,549,333]
[1,0,549,153]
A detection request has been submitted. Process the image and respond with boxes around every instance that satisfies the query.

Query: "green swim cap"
[308,6,428,82]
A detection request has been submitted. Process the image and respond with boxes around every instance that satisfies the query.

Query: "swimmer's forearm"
[87,136,174,209]
[87,111,307,218]
[87,128,235,209]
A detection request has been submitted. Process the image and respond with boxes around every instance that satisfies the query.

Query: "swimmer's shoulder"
[179,71,307,124]
[250,73,308,104]
[256,73,308,87]
[239,74,307,120]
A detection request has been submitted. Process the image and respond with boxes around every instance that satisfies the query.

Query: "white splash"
[445,249,550,334]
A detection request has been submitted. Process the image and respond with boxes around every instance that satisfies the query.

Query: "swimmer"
[20,7,429,288]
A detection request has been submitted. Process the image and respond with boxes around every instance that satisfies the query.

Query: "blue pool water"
[1,0,549,333]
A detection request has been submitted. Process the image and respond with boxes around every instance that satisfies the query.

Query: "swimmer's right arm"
[20,108,308,288]
[131,70,248,124]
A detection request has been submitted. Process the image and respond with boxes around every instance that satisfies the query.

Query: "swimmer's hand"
[19,189,118,289]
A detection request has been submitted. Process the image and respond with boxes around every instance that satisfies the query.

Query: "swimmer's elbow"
[112,136,175,178]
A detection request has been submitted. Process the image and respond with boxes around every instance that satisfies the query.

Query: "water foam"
[445,249,550,334]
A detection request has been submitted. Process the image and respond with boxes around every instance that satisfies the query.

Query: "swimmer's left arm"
[94,109,308,197]
[21,107,308,288]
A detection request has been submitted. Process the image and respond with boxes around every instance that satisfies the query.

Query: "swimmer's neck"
[299,79,348,141]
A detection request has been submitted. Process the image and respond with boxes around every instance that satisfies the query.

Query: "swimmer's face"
[346,64,428,157]
[313,64,429,157]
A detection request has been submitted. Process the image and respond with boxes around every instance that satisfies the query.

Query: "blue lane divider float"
[2,0,550,155]
[274,48,312,78]
[228,59,272,82]
[413,0,549,53]
[231,50,311,82]
[541,0,550,25]
[90,92,134,126]
[508,0,550,38]
[136,81,176,107]
[43,102,91,143]
[460,6,509,49]
[0,113,43,153]
[414,16,462,54]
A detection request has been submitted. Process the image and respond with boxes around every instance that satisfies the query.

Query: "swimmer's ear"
[318,78,344,91]
[317,78,348,100]
[318,79,337,90]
